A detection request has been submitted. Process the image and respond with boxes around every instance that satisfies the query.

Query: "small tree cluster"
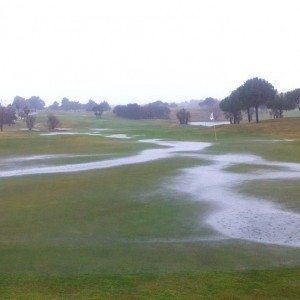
[47,98,111,113]
[219,78,300,124]
[92,101,111,118]
[267,93,295,118]
[60,97,82,111]
[113,101,170,120]
[47,114,60,131]
[0,105,17,131]
[219,91,243,124]
[285,89,300,111]
[12,96,45,114]
[176,108,191,124]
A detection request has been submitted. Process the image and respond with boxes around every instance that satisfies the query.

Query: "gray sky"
[1,0,299,105]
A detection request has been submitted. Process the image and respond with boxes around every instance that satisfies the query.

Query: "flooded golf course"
[1,133,299,249]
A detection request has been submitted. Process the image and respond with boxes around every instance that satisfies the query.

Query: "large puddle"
[0,140,210,178]
[0,137,299,248]
[189,121,230,126]
[171,153,300,247]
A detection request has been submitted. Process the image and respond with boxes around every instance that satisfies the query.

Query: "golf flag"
[210,112,214,121]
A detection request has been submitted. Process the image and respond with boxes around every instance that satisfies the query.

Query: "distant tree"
[26,96,45,111]
[48,101,60,110]
[12,96,26,115]
[236,86,252,122]
[0,107,4,132]
[85,99,98,111]
[239,78,276,123]
[267,93,295,118]
[99,101,111,112]
[47,114,60,131]
[61,97,71,110]
[114,103,143,119]
[60,97,83,111]
[199,97,219,108]
[223,111,234,124]
[169,102,178,108]
[92,105,104,118]
[219,90,243,124]
[285,88,300,111]
[113,102,170,120]
[0,105,17,131]
[19,105,30,120]
[71,101,83,111]
[23,106,30,117]
[176,108,191,124]
[26,115,36,131]
[143,101,170,119]
[112,105,123,117]
[92,101,111,118]
[199,97,221,121]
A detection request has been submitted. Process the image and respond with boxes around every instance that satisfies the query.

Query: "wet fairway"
[0,114,299,298]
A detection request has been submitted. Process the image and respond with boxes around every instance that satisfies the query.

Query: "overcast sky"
[0,0,299,105]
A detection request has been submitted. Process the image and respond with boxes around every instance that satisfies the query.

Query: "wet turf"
[0,112,299,298]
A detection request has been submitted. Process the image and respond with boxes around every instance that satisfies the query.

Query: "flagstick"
[213,124,217,141]
[210,112,217,141]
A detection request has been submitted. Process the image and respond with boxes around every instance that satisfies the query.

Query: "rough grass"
[0,268,299,299]
[0,113,299,298]
[238,179,300,214]
[0,132,152,156]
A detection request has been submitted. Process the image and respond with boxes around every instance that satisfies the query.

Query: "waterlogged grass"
[0,132,153,156]
[0,158,211,243]
[0,112,300,298]
[224,163,285,174]
[238,179,300,214]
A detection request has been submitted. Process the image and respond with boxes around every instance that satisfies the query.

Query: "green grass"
[1,268,299,299]
[238,179,300,214]
[0,112,299,298]
[224,164,284,174]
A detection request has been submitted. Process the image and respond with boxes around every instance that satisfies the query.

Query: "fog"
[1,0,300,105]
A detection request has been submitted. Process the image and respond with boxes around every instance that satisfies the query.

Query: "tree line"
[113,101,170,119]
[13,96,45,115]
[1,79,299,131]
[219,78,300,123]
[46,98,112,113]
[10,96,112,113]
